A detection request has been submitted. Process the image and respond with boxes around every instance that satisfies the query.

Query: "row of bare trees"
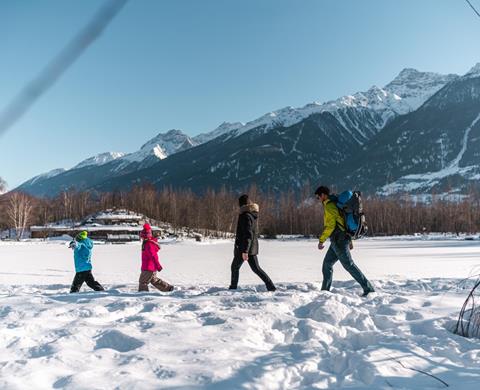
[1,184,480,239]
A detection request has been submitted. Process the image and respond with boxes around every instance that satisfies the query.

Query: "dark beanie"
[238,194,249,207]
[315,186,330,196]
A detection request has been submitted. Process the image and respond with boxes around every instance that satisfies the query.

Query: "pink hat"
[143,223,151,231]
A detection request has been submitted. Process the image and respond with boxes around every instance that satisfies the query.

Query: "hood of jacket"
[240,203,259,216]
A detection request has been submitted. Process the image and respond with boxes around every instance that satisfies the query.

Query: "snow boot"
[266,284,276,292]
[361,288,375,297]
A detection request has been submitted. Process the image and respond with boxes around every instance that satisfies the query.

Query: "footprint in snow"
[376,305,398,316]
[53,375,73,389]
[178,303,201,312]
[139,302,158,313]
[154,367,176,379]
[28,343,56,358]
[390,297,409,304]
[95,330,144,352]
[199,312,226,326]
[406,311,424,321]
[0,306,13,318]
[106,301,137,313]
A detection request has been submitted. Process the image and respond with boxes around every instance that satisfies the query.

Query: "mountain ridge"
[15,65,471,197]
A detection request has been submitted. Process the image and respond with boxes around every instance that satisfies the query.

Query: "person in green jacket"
[315,186,375,297]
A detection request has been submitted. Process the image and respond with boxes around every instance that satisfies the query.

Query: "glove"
[318,242,325,250]
[68,240,77,249]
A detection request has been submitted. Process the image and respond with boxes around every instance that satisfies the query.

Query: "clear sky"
[1,0,480,188]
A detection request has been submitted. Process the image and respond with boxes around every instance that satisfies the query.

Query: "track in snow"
[1,280,479,389]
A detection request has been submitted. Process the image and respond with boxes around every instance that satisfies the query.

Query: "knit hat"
[143,223,151,231]
[77,230,88,240]
[238,194,249,207]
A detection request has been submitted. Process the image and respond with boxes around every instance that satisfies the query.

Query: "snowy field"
[1,238,480,389]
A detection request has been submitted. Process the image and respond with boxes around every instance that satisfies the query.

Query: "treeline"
[0,184,480,237]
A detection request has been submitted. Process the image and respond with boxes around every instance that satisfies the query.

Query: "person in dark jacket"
[229,194,276,291]
[315,186,375,297]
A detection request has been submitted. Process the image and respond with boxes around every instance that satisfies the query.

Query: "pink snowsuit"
[140,230,162,272]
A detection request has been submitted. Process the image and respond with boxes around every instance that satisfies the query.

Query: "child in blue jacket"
[69,231,105,293]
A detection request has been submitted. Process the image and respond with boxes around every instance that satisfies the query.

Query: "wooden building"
[30,209,161,242]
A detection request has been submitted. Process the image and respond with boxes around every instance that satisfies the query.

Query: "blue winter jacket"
[73,238,94,272]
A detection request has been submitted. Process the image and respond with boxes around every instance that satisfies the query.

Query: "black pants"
[230,251,275,289]
[70,270,105,293]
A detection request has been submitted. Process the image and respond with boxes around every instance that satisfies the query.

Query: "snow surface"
[1,238,480,389]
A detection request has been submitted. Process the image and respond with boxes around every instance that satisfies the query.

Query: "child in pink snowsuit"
[138,223,174,292]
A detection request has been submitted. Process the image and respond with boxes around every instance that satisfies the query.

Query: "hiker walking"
[315,186,375,297]
[229,194,276,292]
[69,231,105,293]
[138,223,174,292]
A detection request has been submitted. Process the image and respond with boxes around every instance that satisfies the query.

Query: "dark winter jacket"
[235,203,260,255]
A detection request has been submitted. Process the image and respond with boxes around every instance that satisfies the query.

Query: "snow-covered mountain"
[19,168,66,187]
[383,68,458,110]
[16,65,471,197]
[191,68,458,145]
[15,129,198,196]
[94,67,464,194]
[193,122,243,144]
[116,129,197,169]
[464,62,480,79]
[73,152,126,170]
[337,64,480,196]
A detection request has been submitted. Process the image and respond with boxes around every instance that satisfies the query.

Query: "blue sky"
[1,0,480,188]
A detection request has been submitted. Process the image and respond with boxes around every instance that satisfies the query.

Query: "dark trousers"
[70,270,105,293]
[230,251,275,289]
[321,236,374,292]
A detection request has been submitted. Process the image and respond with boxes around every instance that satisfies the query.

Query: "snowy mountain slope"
[15,129,197,197]
[19,168,66,187]
[193,122,244,144]
[464,62,480,78]
[115,129,197,170]
[16,65,465,196]
[97,110,373,193]
[73,152,125,170]
[125,129,196,163]
[337,64,480,195]
[95,67,459,194]
[192,68,458,145]
[384,68,458,111]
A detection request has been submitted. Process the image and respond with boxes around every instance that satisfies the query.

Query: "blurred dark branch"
[0,0,129,136]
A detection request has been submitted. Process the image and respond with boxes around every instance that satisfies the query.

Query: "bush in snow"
[454,278,480,339]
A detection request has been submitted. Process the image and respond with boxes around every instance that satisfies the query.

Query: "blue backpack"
[330,190,367,239]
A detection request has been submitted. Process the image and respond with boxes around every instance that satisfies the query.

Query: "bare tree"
[0,177,6,193]
[7,192,33,240]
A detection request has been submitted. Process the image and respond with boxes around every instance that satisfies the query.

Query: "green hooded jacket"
[319,198,345,244]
